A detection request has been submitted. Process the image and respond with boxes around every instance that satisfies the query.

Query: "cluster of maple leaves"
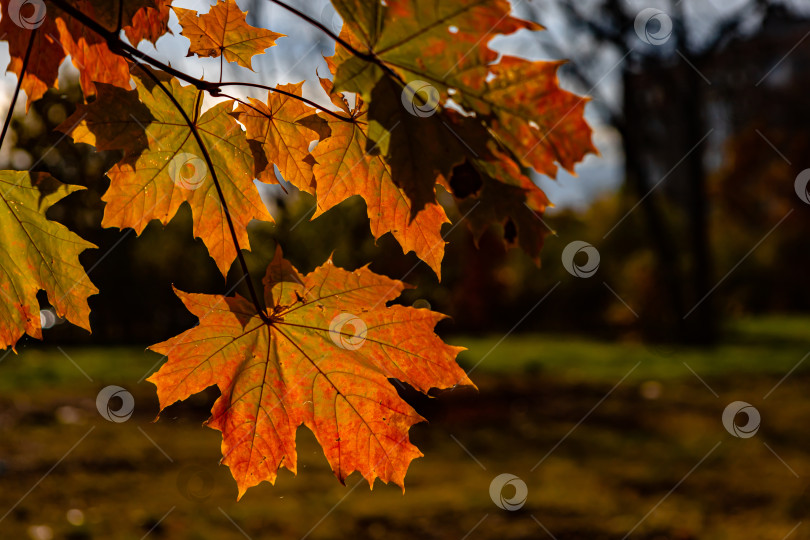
[0,0,594,497]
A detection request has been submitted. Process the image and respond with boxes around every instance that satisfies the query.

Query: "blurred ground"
[0,317,808,540]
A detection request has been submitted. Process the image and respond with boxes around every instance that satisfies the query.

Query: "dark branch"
[218,81,351,121]
[0,30,36,152]
[265,0,376,62]
[44,0,350,121]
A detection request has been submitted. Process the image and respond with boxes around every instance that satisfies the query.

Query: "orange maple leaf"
[234,82,324,193]
[125,0,173,46]
[327,0,595,261]
[174,0,284,70]
[148,247,472,498]
[311,78,450,278]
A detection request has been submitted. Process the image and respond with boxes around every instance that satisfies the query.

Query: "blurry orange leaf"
[174,0,283,70]
[0,171,97,351]
[148,247,472,498]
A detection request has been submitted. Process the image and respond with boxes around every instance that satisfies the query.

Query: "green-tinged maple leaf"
[233,82,325,193]
[58,69,273,276]
[0,0,171,106]
[174,0,283,70]
[311,78,450,278]
[328,0,595,189]
[317,0,595,266]
[0,171,97,351]
[331,0,539,98]
[148,247,472,498]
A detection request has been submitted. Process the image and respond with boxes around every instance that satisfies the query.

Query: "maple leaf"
[455,163,552,261]
[232,77,450,277]
[0,1,65,107]
[361,74,467,217]
[462,57,596,178]
[320,0,595,265]
[445,112,553,260]
[0,171,97,351]
[233,82,324,193]
[148,247,472,498]
[327,0,595,205]
[331,0,539,99]
[58,68,273,276]
[311,78,450,278]
[174,0,283,70]
[55,8,131,99]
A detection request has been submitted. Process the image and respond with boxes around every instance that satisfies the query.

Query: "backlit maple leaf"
[234,82,324,193]
[148,247,472,498]
[174,0,284,70]
[58,68,273,276]
[326,0,595,261]
[311,78,450,278]
[0,171,97,351]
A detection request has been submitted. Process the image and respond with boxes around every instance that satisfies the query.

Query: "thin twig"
[0,30,36,151]
[44,0,353,122]
[218,81,351,121]
[265,0,374,62]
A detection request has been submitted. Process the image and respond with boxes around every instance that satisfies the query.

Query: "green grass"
[455,315,810,382]
[2,315,807,394]
[0,316,808,539]
[0,346,162,393]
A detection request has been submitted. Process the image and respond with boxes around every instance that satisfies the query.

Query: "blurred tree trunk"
[681,55,716,344]
[619,83,687,341]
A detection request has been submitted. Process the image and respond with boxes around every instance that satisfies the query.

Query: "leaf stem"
[132,62,269,321]
[0,30,36,153]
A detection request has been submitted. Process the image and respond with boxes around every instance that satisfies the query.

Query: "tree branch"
[0,30,36,152]
[218,81,350,121]
[44,0,351,122]
[265,0,376,62]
